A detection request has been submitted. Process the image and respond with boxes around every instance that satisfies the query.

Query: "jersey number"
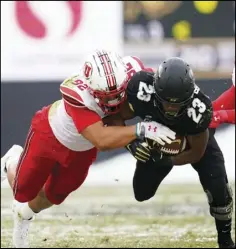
[73,79,88,91]
[137,82,154,102]
[187,98,206,123]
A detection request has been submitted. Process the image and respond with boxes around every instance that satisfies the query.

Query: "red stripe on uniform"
[13,127,34,197]
[97,51,113,87]
[60,86,84,103]
[96,51,116,88]
[62,94,85,108]
[103,52,117,87]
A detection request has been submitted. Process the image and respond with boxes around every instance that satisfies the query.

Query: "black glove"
[150,149,173,166]
[145,139,173,166]
[126,139,173,166]
[126,139,151,163]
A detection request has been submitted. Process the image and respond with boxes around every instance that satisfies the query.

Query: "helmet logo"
[84,62,93,79]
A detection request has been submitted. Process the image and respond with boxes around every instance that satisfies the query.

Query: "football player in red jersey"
[1,50,176,248]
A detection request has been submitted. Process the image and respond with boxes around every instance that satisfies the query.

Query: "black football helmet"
[153,57,195,121]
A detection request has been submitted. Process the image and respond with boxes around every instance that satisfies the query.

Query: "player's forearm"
[171,149,202,165]
[212,85,235,111]
[95,125,137,151]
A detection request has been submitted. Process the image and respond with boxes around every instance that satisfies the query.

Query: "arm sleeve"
[195,106,213,134]
[188,98,213,135]
[212,85,235,111]
[64,101,102,133]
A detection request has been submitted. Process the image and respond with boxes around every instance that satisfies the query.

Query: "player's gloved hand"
[144,139,173,166]
[209,110,235,128]
[126,139,151,163]
[136,121,176,146]
[150,149,173,167]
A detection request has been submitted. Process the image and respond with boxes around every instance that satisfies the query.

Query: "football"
[147,135,187,156]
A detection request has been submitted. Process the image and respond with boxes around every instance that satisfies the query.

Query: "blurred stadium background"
[1,1,235,248]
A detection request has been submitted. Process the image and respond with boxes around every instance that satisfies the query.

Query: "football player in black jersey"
[121,57,234,248]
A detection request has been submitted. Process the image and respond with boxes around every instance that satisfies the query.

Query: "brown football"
[147,135,188,156]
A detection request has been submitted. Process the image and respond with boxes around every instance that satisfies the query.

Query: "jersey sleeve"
[64,101,101,133]
[188,96,213,135]
[60,75,86,107]
[199,103,213,132]
[127,71,155,116]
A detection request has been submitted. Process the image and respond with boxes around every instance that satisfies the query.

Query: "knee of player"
[14,190,37,203]
[48,195,66,205]
[205,184,234,220]
[209,199,233,220]
[13,180,39,203]
[44,190,68,205]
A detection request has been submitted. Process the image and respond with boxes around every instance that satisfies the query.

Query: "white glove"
[136,121,176,146]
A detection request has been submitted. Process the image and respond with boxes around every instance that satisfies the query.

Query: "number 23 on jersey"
[137,82,154,102]
[187,98,206,124]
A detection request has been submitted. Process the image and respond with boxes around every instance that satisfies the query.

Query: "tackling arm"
[209,84,235,128]
[60,72,176,151]
[209,109,235,128]
[60,77,138,150]
[212,85,235,111]
[65,101,176,151]
[81,121,137,151]
[65,101,137,151]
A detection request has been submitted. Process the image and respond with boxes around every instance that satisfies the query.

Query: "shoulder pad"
[60,75,87,107]
[123,56,145,70]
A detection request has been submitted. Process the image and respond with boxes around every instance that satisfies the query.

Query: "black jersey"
[127,71,213,136]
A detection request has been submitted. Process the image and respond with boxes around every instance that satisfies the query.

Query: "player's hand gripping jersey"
[127,71,213,136]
